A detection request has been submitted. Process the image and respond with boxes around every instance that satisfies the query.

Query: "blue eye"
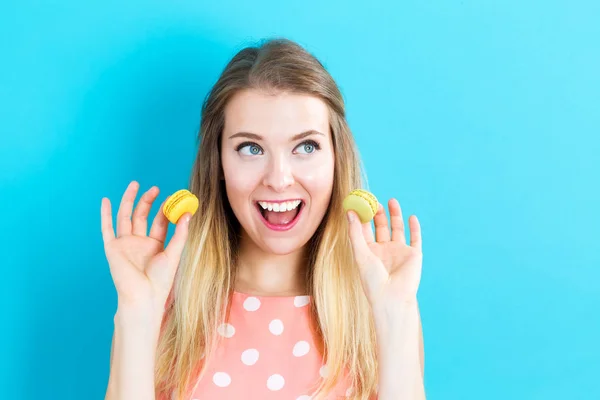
[237,142,263,156]
[295,140,320,154]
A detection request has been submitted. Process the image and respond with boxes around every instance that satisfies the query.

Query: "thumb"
[347,211,372,266]
[147,212,191,288]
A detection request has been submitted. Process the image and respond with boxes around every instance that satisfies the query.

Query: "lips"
[255,201,304,232]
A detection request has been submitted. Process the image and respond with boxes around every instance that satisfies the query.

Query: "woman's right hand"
[100,181,191,324]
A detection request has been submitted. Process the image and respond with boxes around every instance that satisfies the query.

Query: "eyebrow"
[228,129,326,141]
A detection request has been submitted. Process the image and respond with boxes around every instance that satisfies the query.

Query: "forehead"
[223,89,330,138]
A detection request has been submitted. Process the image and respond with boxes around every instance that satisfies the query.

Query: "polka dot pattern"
[241,348,259,365]
[293,340,310,357]
[212,372,231,387]
[217,323,235,338]
[243,296,261,311]
[269,319,284,335]
[189,291,352,399]
[294,295,310,307]
[319,365,329,378]
[267,374,285,391]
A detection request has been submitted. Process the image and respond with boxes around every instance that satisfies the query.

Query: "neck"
[234,232,309,296]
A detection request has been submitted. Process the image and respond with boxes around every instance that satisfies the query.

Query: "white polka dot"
[269,319,284,335]
[294,295,310,307]
[243,296,261,311]
[241,348,259,365]
[296,396,312,400]
[319,365,329,378]
[217,323,235,338]
[292,340,310,357]
[267,374,285,391]
[212,372,231,387]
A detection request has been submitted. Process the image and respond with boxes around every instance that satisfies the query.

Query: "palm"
[349,198,423,307]
[104,235,165,301]
[367,240,422,301]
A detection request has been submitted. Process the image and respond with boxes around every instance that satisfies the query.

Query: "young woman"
[102,38,425,400]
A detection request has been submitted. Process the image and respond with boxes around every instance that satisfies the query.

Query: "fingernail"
[347,211,354,223]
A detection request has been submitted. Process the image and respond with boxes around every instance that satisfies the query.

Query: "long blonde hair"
[155,38,378,400]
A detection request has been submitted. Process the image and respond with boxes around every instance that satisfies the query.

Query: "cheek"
[224,174,259,212]
[222,155,262,204]
[224,174,256,223]
[295,155,335,194]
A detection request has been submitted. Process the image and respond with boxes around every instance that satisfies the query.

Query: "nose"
[262,154,295,192]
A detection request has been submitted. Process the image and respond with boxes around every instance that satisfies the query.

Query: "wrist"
[371,296,418,320]
[372,298,419,340]
[114,311,163,356]
[115,302,164,332]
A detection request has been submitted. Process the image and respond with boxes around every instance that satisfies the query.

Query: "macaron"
[162,189,199,224]
[343,189,378,223]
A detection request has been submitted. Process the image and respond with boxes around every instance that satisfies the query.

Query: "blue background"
[1,1,598,399]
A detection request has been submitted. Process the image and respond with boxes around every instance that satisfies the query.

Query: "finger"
[362,220,375,244]
[409,215,422,251]
[100,198,115,244]
[347,211,372,266]
[132,186,160,236]
[116,181,139,237]
[149,213,191,289]
[163,212,191,262]
[373,202,390,242]
[389,198,406,243]
[149,197,170,243]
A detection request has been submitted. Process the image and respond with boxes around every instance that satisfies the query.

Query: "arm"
[100,182,190,400]
[374,299,426,400]
[418,303,425,378]
[344,199,425,399]
[105,307,163,400]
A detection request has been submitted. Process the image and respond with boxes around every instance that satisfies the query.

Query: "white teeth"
[257,200,302,213]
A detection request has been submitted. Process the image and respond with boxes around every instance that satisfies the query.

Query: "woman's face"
[220,89,335,255]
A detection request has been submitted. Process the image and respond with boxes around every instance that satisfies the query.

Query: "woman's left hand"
[347,198,423,310]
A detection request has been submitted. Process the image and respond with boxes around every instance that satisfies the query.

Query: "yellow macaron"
[343,189,379,223]
[162,189,199,224]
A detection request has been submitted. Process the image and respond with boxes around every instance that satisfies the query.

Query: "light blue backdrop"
[1,1,598,399]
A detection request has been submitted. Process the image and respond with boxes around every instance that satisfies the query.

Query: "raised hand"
[101,181,191,322]
[347,198,423,309]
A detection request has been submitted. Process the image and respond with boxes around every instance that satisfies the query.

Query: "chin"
[258,237,308,256]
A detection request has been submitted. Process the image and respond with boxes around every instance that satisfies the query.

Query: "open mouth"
[255,200,304,231]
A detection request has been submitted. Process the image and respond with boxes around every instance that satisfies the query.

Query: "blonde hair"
[155,38,377,400]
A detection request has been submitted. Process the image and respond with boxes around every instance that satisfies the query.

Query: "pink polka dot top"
[188,291,354,399]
